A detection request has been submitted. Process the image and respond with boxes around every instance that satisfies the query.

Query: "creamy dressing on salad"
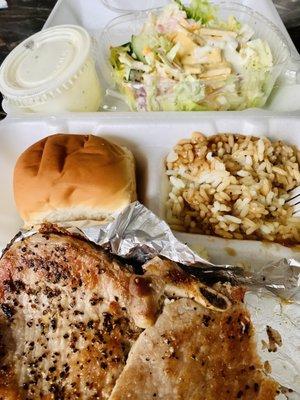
[109,0,275,111]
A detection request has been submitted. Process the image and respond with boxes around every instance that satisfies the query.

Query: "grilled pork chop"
[0,232,161,399]
[0,231,278,399]
[110,297,278,400]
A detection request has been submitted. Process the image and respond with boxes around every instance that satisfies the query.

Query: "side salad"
[109,0,274,111]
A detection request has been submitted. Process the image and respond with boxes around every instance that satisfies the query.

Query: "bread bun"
[14,134,136,227]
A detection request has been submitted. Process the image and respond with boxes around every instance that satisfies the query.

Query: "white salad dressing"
[0,25,102,113]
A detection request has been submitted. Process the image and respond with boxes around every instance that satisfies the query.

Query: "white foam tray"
[37,0,300,114]
[0,3,299,394]
[0,113,299,268]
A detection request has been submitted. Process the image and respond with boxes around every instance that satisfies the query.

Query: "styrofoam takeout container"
[0,115,300,397]
[0,113,299,267]
[1,113,300,398]
[0,3,299,395]
[0,2,300,392]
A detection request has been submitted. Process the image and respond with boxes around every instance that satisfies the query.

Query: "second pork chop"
[110,298,278,399]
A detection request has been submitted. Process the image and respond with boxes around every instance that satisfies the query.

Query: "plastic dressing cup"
[99,2,296,111]
[0,25,103,113]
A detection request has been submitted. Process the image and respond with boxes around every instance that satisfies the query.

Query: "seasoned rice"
[166,132,300,243]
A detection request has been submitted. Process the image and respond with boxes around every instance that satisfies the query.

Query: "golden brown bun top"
[13,134,136,226]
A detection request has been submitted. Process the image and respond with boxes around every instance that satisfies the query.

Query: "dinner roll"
[14,134,136,227]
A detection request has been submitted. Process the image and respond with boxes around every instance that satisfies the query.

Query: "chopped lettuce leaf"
[246,39,273,69]
[159,36,174,54]
[175,0,216,24]
[110,45,131,69]
[156,3,188,33]
[123,84,138,110]
[216,16,241,32]
[238,23,255,43]
[118,52,152,73]
[240,69,271,108]
[143,74,160,111]
[238,39,273,109]
[167,43,181,62]
[173,75,205,110]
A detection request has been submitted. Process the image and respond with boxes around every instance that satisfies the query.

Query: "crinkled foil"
[14,201,299,299]
[4,201,300,397]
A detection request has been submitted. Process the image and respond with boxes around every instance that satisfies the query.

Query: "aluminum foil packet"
[5,201,300,398]
[14,201,300,299]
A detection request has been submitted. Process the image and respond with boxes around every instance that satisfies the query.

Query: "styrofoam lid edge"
[100,0,168,12]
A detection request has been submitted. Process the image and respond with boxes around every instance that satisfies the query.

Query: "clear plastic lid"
[101,0,167,12]
[0,25,92,107]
